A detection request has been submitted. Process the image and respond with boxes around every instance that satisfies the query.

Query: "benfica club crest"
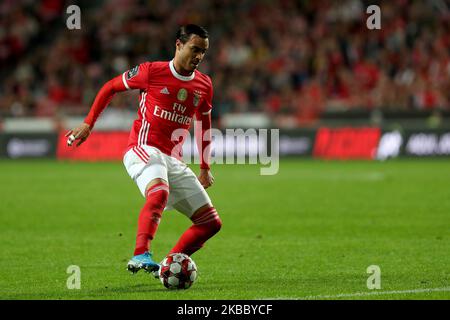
[193,90,202,107]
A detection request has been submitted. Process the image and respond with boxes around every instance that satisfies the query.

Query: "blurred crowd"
[0,0,449,126]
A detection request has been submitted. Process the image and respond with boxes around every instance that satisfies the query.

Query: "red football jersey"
[122,60,213,160]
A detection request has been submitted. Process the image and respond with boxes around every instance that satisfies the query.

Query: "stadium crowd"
[0,0,449,126]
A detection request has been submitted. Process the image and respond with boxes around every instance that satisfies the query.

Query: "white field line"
[260,287,450,300]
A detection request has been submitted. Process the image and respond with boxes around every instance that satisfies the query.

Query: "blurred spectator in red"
[0,0,448,125]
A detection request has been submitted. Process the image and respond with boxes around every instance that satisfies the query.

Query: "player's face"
[176,35,209,74]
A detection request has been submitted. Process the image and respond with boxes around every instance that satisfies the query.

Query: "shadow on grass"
[99,283,214,294]
[3,283,215,300]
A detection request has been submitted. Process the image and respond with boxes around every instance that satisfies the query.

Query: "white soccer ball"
[159,253,198,289]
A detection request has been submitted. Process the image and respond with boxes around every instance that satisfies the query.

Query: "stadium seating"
[0,0,449,128]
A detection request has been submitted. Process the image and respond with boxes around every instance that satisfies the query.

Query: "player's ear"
[176,39,183,51]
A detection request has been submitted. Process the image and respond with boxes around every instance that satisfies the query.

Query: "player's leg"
[134,178,169,255]
[128,178,169,274]
[170,200,222,256]
[165,157,222,256]
[123,147,170,274]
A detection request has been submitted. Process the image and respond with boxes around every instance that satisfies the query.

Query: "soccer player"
[66,24,222,275]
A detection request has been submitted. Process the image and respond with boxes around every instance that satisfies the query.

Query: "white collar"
[169,60,195,81]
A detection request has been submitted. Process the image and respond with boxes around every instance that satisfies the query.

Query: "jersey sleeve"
[195,76,213,170]
[84,74,127,128]
[197,76,213,116]
[121,62,152,90]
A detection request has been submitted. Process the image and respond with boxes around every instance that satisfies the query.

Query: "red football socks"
[170,207,222,256]
[134,183,169,256]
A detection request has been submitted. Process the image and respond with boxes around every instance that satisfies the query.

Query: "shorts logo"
[177,88,188,102]
[127,65,139,80]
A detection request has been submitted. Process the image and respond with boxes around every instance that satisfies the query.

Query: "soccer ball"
[159,253,198,289]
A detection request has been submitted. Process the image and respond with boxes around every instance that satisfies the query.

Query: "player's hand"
[198,169,214,189]
[65,123,92,147]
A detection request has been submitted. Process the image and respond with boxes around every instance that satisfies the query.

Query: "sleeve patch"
[126,65,139,80]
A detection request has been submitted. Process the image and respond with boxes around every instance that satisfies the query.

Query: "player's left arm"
[195,78,214,189]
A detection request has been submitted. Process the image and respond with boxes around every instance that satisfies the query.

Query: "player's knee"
[210,209,222,233]
[211,215,222,234]
[145,178,168,195]
[192,206,222,234]
[145,182,170,210]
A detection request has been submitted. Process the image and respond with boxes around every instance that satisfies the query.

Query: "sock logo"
[152,215,161,225]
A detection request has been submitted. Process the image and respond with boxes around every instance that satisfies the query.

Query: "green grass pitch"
[0,159,449,300]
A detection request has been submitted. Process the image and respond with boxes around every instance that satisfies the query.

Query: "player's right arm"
[66,63,151,147]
